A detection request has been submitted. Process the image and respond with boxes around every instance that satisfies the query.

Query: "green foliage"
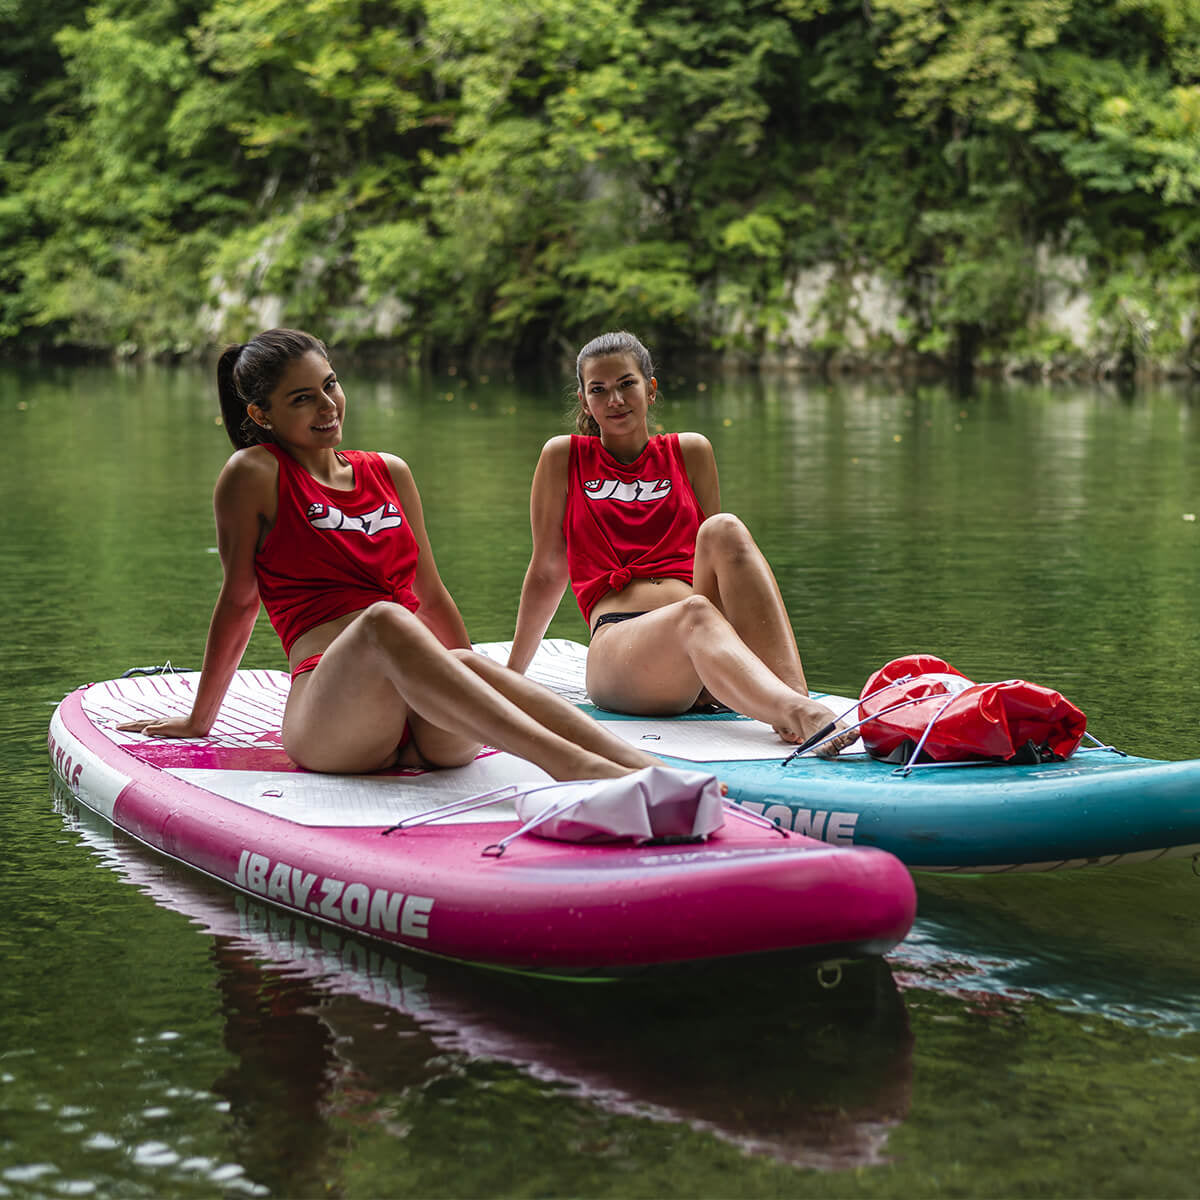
[873,0,1073,130]
[1087,265,1197,362]
[1,0,1197,369]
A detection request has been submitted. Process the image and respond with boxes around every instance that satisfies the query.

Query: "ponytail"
[217,344,257,450]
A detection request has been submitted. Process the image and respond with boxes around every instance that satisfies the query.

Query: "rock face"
[717,250,1197,379]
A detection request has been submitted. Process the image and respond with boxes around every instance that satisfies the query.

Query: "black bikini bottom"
[589,610,732,713]
[590,610,648,637]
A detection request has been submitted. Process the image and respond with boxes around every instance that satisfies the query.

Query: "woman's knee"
[675,593,723,637]
[358,601,426,652]
[450,647,508,687]
[696,512,754,560]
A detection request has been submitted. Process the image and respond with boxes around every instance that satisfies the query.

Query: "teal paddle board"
[480,640,1200,874]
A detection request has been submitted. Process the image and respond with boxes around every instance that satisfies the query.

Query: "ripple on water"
[0,1051,267,1198]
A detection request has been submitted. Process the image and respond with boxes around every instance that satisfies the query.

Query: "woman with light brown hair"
[507,330,852,755]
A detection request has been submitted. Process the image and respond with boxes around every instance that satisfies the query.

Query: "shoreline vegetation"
[3,0,1198,380]
[10,337,1198,386]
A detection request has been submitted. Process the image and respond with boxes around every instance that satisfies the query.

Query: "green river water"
[2,360,1199,1197]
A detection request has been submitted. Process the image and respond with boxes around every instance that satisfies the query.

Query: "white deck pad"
[172,754,546,827]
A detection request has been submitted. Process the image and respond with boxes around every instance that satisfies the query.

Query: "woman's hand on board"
[116,717,209,739]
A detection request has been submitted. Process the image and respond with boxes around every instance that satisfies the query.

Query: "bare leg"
[690,513,809,695]
[586,597,850,755]
[284,603,647,778]
[454,650,659,770]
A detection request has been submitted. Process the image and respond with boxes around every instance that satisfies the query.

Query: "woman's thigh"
[282,614,479,773]
[284,663,412,773]
[585,607,704,715]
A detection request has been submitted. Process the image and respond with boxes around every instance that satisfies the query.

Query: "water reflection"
[896,870,1200,1035]
[55,784,914,1173]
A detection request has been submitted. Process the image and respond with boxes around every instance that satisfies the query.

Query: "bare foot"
[773,699,854,758]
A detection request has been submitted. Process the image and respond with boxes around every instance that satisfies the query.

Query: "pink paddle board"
[48,646,916,977]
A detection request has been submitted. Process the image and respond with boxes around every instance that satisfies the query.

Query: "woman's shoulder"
[673,431,713,453]
[361,449,409,473]
[340,448,411,485]
[531,437,572,497]
[674,431,714,463]
[214,444,280,513]
[537,435,574,468]
[362,451,415,500]
[220,443,281,485]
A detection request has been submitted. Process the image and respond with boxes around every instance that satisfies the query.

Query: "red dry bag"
[858,654,1087,765]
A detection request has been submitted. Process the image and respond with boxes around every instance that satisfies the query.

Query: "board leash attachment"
[119,661,195,677]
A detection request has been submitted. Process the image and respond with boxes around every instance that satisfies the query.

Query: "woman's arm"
[384,454,472,651]
[507,437,571,674]
[678,432,721,515]
[121,449,274,737]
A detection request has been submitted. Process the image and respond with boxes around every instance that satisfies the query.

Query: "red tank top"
[564,433,704,623]
[255,444,420,655]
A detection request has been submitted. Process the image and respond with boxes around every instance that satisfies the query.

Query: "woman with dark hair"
[120,327,658,780]
[507,330,853,756]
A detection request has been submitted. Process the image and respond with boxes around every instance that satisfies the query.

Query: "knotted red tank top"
[255,444,420,655]
[564,433,704,623]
